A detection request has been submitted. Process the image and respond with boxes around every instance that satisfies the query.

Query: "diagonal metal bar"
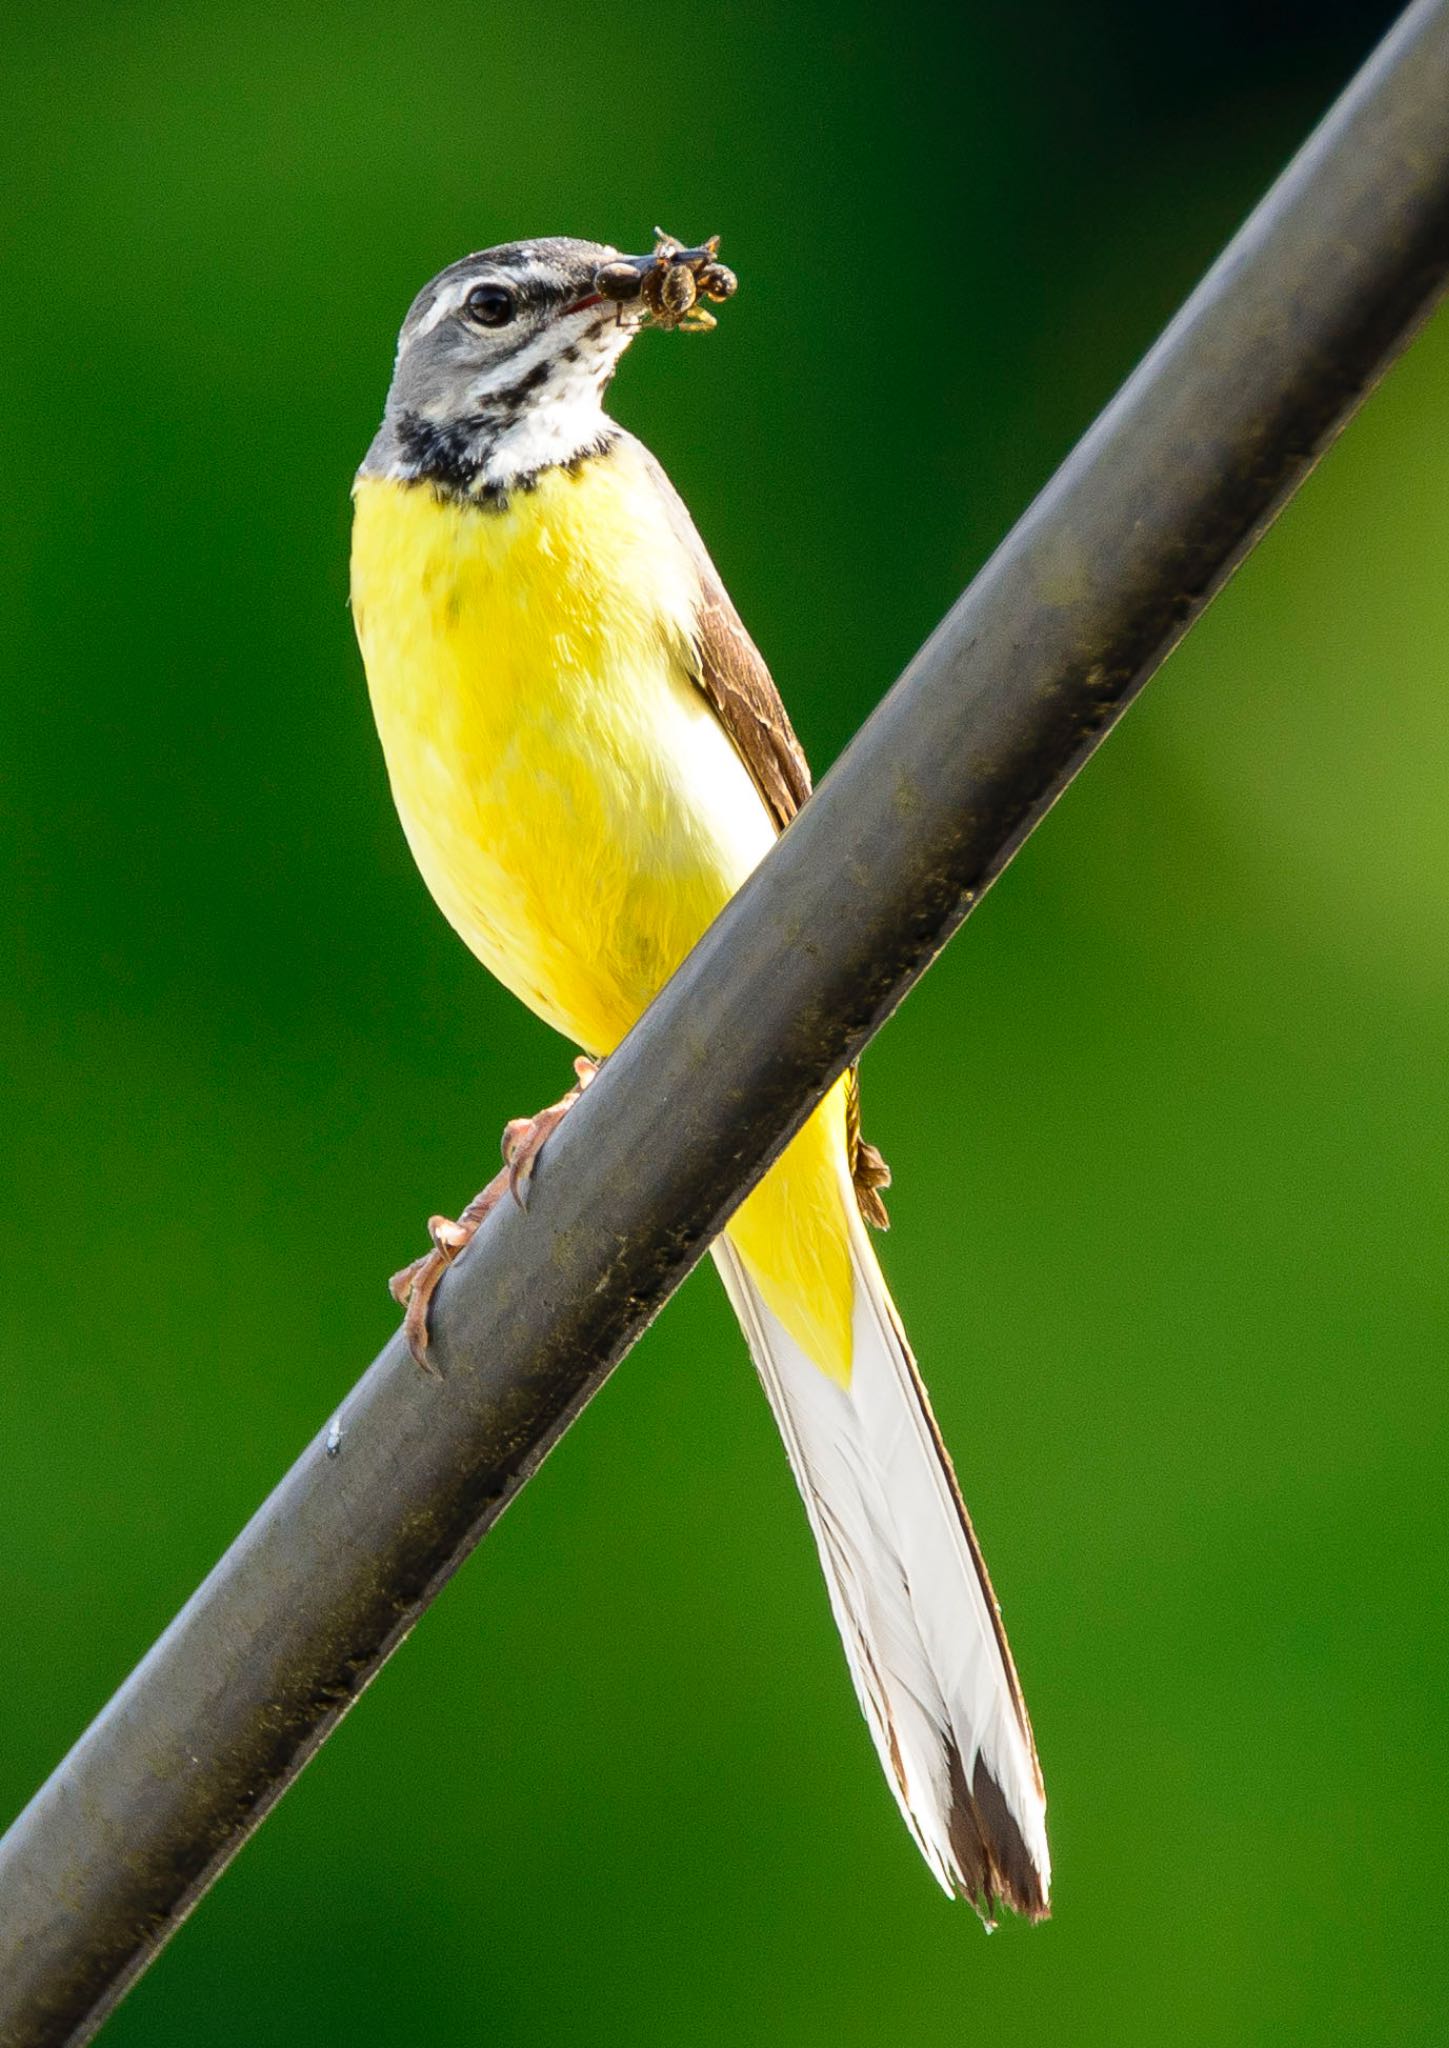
[4,1,1449,2039]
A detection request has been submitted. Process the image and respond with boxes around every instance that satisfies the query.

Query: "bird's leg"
[390,1057,599,1371]
[388,1176,510,1375]
[500,1054,598,1207]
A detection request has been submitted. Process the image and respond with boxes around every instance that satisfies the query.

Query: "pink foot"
[390,1058,598,1369]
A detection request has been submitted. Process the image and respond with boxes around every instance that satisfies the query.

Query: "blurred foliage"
[1,0,1444,2041]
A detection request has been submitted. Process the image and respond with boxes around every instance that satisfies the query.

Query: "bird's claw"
[388,1179,509,1373]
[503,1056,599,1209]
[390,1057,600,1369]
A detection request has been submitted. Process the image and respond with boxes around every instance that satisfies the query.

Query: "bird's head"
[366,237,640,500]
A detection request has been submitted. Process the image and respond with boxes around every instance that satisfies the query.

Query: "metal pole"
[4,2,1449,2038]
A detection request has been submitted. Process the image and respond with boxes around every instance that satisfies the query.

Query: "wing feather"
[631,434,888,1219]
[629,434,811,831]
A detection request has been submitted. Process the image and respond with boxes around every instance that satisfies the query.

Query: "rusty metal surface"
[4,1,1449,2037]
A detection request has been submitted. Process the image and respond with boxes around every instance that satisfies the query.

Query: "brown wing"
[632,435,891,1224]
[631,436,810,831]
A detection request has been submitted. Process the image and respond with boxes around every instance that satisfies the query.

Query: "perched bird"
[350,234,1049,1922]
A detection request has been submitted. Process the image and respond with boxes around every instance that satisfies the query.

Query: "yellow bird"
[350,234,1049,1921]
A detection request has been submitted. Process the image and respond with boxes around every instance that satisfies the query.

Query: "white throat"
[479,353,614,489]
[466,312,632,491]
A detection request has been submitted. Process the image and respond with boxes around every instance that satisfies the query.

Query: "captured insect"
[594,229,737,332]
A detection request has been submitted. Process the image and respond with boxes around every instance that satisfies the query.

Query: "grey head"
[360,237,639,502]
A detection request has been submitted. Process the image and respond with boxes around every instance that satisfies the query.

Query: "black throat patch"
[392,407,618,510]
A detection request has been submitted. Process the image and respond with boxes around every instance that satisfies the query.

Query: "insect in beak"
[592,230,738,333]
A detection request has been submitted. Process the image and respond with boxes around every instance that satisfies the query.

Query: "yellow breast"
[350,441,856,1379]
[352,443,774,1053]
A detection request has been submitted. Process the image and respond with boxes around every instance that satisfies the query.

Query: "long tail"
[711,1212,1050,1923]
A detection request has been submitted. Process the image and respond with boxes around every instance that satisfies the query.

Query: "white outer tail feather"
[712,1199,1049,1920]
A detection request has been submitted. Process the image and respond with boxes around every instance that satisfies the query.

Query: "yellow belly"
[351,447,854,1379]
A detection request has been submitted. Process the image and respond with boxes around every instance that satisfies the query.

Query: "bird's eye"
[464,282,517,328]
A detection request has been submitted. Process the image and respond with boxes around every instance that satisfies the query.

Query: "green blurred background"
[3,0,1445,2040]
